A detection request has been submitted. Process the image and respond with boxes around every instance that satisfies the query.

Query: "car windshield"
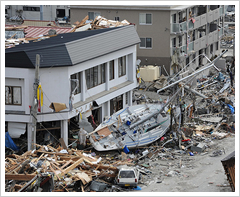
[119,170,135,178]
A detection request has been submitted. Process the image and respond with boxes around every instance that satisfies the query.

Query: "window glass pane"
[94,67,98,86]
[146,14,151,24]
[5,87,11,104]
[118,58,122,76]
[139,13,146,24]
[102,64,105,83]
[13,87,21,104]
[90,68,94,88]
[88,12,94,20]
[110,60,114,80]
[71,74,77,93]
[146,38,152,48]
[122,56,126,75]
[140,38,146,47]
[85,69,90,89]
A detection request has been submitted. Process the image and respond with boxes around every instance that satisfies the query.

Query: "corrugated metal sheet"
[25,26,72,38]
[65,25,140,65]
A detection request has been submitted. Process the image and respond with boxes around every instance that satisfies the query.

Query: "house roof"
[5,25,140,69]
[24,26,72,38]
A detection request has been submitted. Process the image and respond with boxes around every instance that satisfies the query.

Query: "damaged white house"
[5,25,140,150]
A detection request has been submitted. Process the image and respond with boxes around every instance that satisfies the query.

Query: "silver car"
[116,167,140,187]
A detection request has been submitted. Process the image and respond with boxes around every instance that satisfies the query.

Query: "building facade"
[5,5,70,21]
[5,25,140,150]
[69,5,226,75]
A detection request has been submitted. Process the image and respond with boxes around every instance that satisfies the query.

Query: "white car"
[116,167,140,187]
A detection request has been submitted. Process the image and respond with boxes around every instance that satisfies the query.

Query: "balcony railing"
[187,41,194,53]
[171,21,187,34]
[188,19,194,29]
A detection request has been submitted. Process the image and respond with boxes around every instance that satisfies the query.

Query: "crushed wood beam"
[60,158,83,176]
[60,159,73,170]
[49,164,61,181]
[5,174,36,181]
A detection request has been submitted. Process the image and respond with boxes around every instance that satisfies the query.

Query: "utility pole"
[31,54,40,150]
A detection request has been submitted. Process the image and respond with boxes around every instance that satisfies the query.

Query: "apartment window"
[118,56,126,77]
[172,37,176,47]
[139,13,152,25]
[115,17,120,21]
[23,6,40,11]
[210,44,213,54]
[88,11,101,20]
[178,36,182,46]
[70,73,81,95]
[56,9,65,17]
[216,42,218,51]
[5,86,22,105]
[140,38,152,48]
[110,60,115,80]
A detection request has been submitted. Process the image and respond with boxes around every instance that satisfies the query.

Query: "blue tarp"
[227,104,235,114]
[5,132,19,151]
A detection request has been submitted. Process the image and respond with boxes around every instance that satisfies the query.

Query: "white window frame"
[139,13,152,25]
[88,11,101,20]
[139,37,152,49]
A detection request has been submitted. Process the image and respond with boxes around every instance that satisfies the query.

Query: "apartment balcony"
[187,41,194,54]
[193,35,207,51]
[170,21,187,34]
[188,19,194,30]
[213,8,220,21]
[219,7,224,16]
[207,10,214,23]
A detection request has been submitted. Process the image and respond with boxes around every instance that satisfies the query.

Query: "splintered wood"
[5,143,122,192]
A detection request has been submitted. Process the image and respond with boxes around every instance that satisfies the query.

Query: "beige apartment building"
[70,5,226,75]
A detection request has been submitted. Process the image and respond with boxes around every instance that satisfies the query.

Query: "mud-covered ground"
[134,134,235,193]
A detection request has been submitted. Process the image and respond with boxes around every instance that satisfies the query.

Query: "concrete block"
[191,143,206,153]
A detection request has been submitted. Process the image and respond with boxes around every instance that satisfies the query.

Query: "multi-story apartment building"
[5,25,140,150]
[70,5,226,75]
[5,5,70,21]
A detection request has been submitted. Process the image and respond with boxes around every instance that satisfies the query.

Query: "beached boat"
[89,103,180,151]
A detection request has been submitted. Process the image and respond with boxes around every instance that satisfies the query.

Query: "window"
[115,17,120,21]
[85,64,106,89]
[216,42,218,51]
[139,13,152,25]
[23,6,40,11]
[110,60,115,80]
[56,9,65,17]
[210,44,213,54]
[99,64,106,84]
[172,37,176,47]
[71,73,81,95]
[126,92,128,105]
[88,11,101,20]
[118,56,126,77]
[140,38,152,48]
[5,86,22,105]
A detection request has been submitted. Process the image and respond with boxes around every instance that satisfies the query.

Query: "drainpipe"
[40,5,43,20]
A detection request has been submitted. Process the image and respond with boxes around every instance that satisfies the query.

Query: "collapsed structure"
[5,15,235,193]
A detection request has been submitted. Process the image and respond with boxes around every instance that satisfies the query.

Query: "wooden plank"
[59,138,68,150]
[61,158,83,176]
[60,160,73,170]
[49,164,61,181]
[5,174,36,181]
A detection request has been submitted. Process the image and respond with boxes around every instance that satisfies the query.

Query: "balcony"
[213,8,220,20]
[194,39,200,51]
[171,21,187,34]
[207,10,214,23]
[200,13,207,26]
[200,35,207,49]
[187,41,194,54]
[188,19,194,29]
[207,32,214,45]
